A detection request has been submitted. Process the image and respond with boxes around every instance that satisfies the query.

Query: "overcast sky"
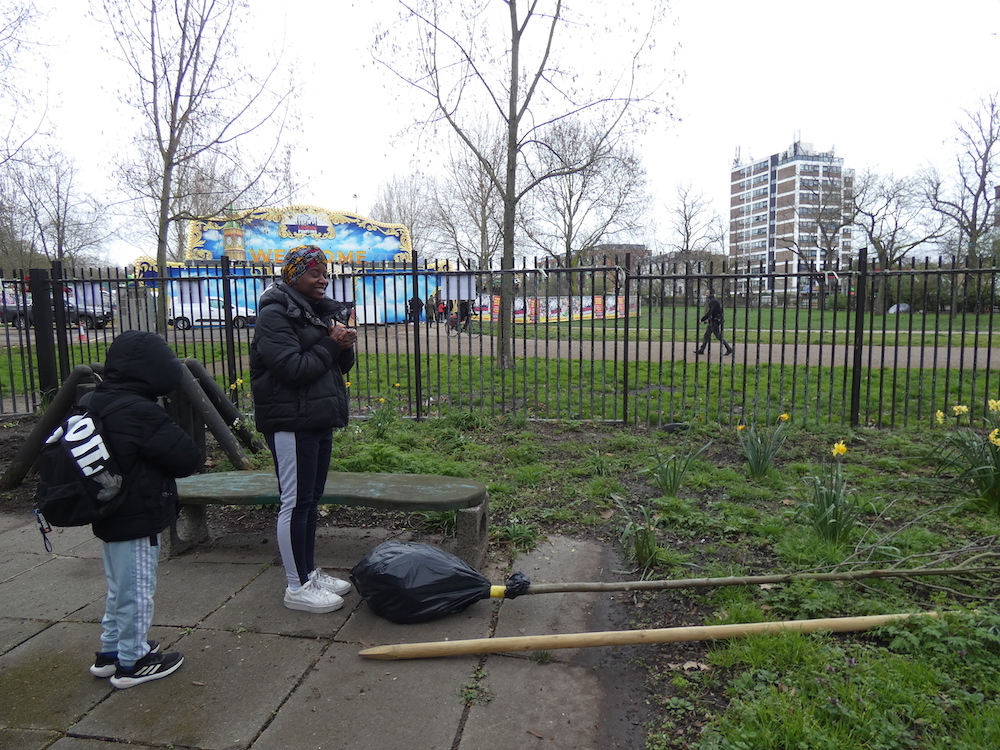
[32,0,1000,263]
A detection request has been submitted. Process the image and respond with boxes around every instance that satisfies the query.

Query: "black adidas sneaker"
[110,651,184,689]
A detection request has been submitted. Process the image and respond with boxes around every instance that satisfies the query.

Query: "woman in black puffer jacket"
[250,245,357,615]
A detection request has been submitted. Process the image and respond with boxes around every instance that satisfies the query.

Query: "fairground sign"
[184,205,412,265]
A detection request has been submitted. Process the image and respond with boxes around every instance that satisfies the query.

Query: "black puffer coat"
[89,331,203,543]
[249,283,355,433]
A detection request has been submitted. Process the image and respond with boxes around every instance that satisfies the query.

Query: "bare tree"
[376,0,671,366]
[433,132,506,271]
[663,184,724,262]
[776,171,856,274]
[100,0,294,324]
[370,173,439,258]
[524,118,647,289]
[8,148,108,265]
[853,170,945,267]
[922,93,1000,268]
[0,168,41,267]
[0,1,43,166]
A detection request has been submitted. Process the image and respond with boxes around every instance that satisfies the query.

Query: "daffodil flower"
[989,399,1000,413]
[832,441,847,457]
[990,428,1000,448]
[737,424,745,431]
[935,410,945,425]
[779,413,789,421]
[953,404,970,416]
[345,381,351,387]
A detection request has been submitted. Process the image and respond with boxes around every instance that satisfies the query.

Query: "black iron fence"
[2,251,998,429]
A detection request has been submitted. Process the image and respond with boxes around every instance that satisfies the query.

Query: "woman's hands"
[329,323,357,349]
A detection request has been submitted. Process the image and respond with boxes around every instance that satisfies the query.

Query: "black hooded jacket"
[88,331,203,542]
[249,283,355,433]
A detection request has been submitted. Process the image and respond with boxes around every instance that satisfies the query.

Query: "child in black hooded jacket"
[86,331,202,689]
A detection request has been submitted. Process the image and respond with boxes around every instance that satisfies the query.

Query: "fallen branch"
[516,557,1000,597]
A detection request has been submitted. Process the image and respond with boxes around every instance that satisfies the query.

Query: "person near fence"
[696,289,733,356]
[458,299,471,329]
[409,296,423,325]
[88,331,203,688]
[250,245,357,614]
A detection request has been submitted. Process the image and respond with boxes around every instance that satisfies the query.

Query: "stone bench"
[164,471,489,570]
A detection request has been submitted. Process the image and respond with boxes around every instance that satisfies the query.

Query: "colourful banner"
[185,205,412,265]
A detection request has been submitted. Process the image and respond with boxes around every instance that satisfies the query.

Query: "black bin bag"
[350,540,492,624]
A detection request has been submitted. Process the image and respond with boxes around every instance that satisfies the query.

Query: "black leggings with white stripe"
[266,428,333,589]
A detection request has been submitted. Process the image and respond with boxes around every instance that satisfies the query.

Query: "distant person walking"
[696,289,733,356]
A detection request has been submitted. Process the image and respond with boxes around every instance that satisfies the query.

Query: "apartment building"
[730,141,855,293]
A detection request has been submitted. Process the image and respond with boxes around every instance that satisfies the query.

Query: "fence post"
[50,260,72,381]
[621,253,632,425]
[410,249,423,420]
[220,256,239,398]
[849,247,869,428]
[28,268,59,398]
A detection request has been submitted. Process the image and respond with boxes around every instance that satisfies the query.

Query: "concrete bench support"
[162,470,489,570]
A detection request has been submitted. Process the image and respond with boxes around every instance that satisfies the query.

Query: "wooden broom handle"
[359,612,938,660]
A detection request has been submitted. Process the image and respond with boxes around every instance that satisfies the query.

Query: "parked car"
[0,293,114,329]
[168,297,256,329]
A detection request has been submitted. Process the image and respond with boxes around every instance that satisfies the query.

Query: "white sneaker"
[283,580,344,614]
[309,568,352,596]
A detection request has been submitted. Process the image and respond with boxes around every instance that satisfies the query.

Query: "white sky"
[29,0,1000,263]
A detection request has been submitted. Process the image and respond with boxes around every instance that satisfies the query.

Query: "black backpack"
[34,393,134,531]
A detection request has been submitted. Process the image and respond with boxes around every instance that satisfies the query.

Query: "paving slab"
[200,564,360,637]
[0,616,50,655]
[0,621,113,731]
[460,657,605,749]
[0,728,60,750]
[495,535,621,665]
[0,520,98,556]
[250,641,474,750]
[0,556,106,620]
[48,739,159,750]
[72,628,326,750]
[69,559,271,628]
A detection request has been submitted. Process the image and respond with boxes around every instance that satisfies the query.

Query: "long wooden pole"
[359,611,938,661]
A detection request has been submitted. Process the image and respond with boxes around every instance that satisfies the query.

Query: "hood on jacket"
[103,330,185,398]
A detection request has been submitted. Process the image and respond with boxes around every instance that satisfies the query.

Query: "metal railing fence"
[1,251,997,430]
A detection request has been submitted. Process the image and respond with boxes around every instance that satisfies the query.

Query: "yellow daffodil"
[345,381,351,387]
[379,398,385,403]
[990,428,1000,448]
[737,424,746,431]
[779,413,789,421]
[229,383,237,390]
[989,399,1000,413]
[953,404,969,416]
[235,378,244,385]
[935,410,945,425]
[832,440,847,457]
[394,382,401,387]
